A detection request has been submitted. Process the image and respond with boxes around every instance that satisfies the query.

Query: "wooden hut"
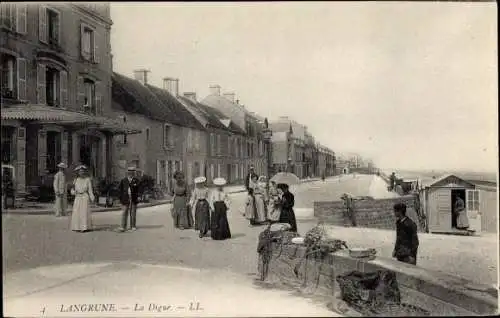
[420,174,482,234]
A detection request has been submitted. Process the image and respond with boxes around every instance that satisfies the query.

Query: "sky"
[110,2,498,173]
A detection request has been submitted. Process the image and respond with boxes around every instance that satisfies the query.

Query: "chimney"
[183,92,197,102]
[163,77,179,96]
[223,92,235,103]
[209,85,221,96]
[236,99,240,105]
[133,69,150,85]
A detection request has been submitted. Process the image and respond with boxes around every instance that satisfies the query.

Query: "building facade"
[111,71,206,194]
[269,117,322,178]
[201,85,267,179]
[178,91,247,185]
[316,144,336,177]
[1,2,137,193]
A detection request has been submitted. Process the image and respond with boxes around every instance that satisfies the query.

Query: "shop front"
[1,104,141,194]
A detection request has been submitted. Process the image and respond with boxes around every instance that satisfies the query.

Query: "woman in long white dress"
[251,175,267,225]
[70,165,95,232]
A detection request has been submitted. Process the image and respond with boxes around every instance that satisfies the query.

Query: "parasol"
[270,172,300,186]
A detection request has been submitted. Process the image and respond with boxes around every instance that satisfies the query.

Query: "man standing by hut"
[53,162,68,217]
[392,203,419,265]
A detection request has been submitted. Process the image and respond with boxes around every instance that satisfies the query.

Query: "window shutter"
[36,63,46,104]
[16,4,27,34]
[59,70,67,107]
[95,92,102,115]
[17,58,27,100]
[156,160,161,185]
[80,24,85,58]
[77,76,85,107]
[38,5,47,43]
[93,29,100,64]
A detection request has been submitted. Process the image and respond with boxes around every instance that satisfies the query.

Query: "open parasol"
[270,172,300,186]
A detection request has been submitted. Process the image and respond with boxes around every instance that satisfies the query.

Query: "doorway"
[451,189,466,229]
[79,135,101,178]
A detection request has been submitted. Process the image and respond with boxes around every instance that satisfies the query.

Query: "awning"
[1,104,142,134]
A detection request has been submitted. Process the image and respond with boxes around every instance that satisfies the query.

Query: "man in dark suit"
[117,167,140,232]
[392,203,419,265]
[244,165,258,192]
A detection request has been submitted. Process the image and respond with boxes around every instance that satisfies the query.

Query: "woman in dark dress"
[189,176,211,238]
[172,172,193,229]
[209,177,231,240]
[277,183,298,232]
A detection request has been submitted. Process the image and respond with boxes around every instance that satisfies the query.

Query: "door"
[466,189,481,232]
[167,160,173,195]
[227,164,231,182]
[428,188,452,233]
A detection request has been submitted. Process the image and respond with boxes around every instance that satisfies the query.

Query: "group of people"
[171,171,232,240]
[52,163,142,233]
[242,166,298,232]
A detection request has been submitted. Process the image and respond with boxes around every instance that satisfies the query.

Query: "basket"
[349,247,376,258]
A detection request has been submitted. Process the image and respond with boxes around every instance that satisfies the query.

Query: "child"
[243,188,257,226]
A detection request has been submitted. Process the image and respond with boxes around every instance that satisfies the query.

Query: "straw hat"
[127,166,136,172]
[74,165,87,171]
[213,177,227,186]
[194,176,207,184]
[57,162,67,169]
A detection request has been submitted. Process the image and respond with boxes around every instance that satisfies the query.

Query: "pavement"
[2,174,496,316]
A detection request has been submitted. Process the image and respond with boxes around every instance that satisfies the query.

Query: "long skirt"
[70,194,92,231]
[211,201,231,240]
[279,208,297,232]
[254,194,267,224]
[456,210,470,229]
[194,199,210,235]
[172,195,192,229]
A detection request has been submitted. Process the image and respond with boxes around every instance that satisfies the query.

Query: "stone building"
[1,2,137,193]
[201,85,267,178]
[111,71,206,193]
[177,91,247,185]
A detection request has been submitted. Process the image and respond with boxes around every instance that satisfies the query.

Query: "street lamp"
[262,118,273,196]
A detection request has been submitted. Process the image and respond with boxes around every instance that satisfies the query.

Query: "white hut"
[420,174,482,234]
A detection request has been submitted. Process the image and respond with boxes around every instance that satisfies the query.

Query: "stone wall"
[264,243,498,316]
[314,195,426,232]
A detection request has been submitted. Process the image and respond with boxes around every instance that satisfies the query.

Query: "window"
[217,135,221,155]
[194,130,200,150]
[81,25,95,61]
[46,66,60,106]
[194,162,200,177]
[163,124,172,148]
[83,79,95,111]
[466,190,480,212]
[46,131,61,173]
[1,55,15,99]
[210,164,215,180]
[47,9,59,45]
[145,128,150,141]
[210,133,216,155]
[217,164,221,177]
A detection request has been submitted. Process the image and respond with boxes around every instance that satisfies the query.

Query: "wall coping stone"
[330,249,498,315]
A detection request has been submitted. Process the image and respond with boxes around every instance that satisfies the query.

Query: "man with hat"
[53,162,68,217]
[117,166,140,232]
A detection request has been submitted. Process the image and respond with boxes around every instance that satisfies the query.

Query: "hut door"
[428,188,452,232]
[466,189,481,232]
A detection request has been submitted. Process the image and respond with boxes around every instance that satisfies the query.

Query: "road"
[2,175,497,316]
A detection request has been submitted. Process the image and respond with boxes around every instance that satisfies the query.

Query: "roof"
[1,104,141,134]
[195,102,246,135]
[112,72,167,121]
[112,72,204,131]
[421,174,476,188]
[178,96,227,130]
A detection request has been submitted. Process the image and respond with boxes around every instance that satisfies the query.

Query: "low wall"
[265,243,498,316]
[314,195,426,232]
